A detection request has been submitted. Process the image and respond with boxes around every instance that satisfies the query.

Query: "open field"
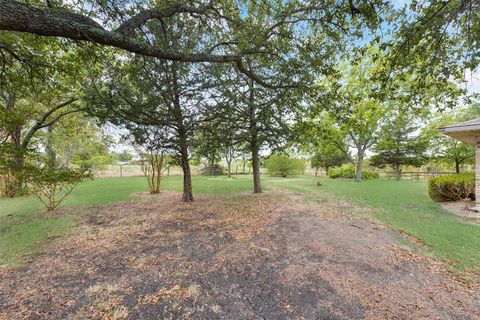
[1,175,479,319]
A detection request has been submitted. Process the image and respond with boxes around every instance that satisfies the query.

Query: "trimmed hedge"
[428,173,475,202]
[327,164,379,180]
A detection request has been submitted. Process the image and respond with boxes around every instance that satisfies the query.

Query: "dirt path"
[0,192,478,319]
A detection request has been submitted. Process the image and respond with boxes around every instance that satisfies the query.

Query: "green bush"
[328,165,353,178]
[24,166,93,211]
[328,164,379,179]
[428,173,475,202]
[363,170,380,180]
[267,155,306,177]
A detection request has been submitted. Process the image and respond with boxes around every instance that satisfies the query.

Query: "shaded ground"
[0,191,479,319]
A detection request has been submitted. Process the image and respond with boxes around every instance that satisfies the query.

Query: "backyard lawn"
[1,175,479,274]
[1,175,479,319]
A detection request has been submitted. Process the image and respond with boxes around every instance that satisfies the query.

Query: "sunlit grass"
[275,176,480,274]
[1,174,479,274]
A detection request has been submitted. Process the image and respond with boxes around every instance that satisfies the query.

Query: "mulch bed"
[0,191,479,320]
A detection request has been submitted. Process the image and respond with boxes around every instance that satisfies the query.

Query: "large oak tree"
[0,0,386,86]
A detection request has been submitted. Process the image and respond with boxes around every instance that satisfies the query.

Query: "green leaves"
[328,164,378,179]
[23,166,92,211]
[425,107,477,172]
[428,173,475,202]
[266,155,306,178]
[311,142,350,172]
[371,110,428,170]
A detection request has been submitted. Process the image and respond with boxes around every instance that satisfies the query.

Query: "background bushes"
[267,155,306,177]
[428,173,475,202]
[328,164,379,179]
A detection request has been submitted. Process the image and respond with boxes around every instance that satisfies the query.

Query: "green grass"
[1,175,479,275]
[0,175,256,219]
[0,175,255,265]
[276,176,480,274]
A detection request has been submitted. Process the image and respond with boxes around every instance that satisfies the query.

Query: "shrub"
[363,170,380,180]
[328,165,352,178]
[24,166,93,211]
[267,155,306,177]
[139,152,168,194]
[328,164,379,179]
[428,173,475,202]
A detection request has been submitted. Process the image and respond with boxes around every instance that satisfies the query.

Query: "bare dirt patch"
[441,201,480,222]
[0,191,478,319]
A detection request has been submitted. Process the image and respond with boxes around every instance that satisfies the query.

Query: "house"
[440,118,480,211]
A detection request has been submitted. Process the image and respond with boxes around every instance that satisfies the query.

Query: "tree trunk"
[355,148,364,182]
[227,160,232,178]
[6,126,24,197]
[11,150,25,196]
[154,155,163,193]
[252,147,261,193]
[45,124,57,168]
[315,167,318,176]
[248,79,261,193]
[170,61,193,202]
[394,163,401,181]
[225,147,233,178]
[180,142,193,202]
[455,159,460,173]
[210,156,215,176]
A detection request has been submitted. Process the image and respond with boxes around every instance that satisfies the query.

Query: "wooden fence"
[93,164,265,177]
[93,165,461,181]
[378,171,458,181]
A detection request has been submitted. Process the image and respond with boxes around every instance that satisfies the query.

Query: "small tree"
[138,151,170,194]
[24,166,92,211]
[292,158,307,175]
[224,145,237,178]
[435,138,474,173]
[371,111,428,180]
[267,155,305,178]
[311,142,350,176]
[131,126,172,194]
[425,111,477,173]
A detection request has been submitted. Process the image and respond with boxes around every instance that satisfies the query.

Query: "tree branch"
[0,0,294,89]
[116,1,214,36]
[21,98,78,149]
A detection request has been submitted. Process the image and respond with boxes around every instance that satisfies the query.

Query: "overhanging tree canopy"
[0,0,386,87]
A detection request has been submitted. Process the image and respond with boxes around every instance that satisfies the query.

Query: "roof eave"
[439,125,480,133]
